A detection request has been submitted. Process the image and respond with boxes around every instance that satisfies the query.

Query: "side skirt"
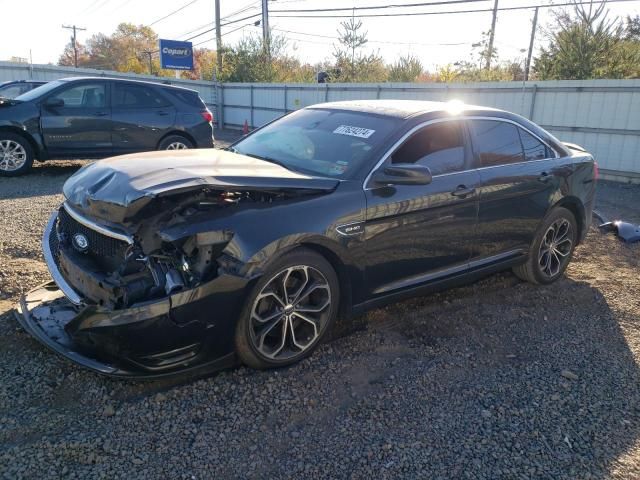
[351,251,526,316]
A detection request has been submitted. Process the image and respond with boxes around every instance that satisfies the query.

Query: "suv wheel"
[513,207,578,285]
[0,133,33,176]
[235,248,339,369]
[158,135,193,150]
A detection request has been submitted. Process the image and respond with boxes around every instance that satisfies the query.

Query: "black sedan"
[0,77,214,176]
[15,100,597,377]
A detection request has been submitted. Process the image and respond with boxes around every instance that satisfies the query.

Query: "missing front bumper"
[14,282,237,379]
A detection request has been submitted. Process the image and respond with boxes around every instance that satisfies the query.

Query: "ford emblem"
[72,233,89,252]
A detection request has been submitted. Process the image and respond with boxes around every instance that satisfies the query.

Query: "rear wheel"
[158,135,193,150]
[235,249,339,369]
[0,133,33,176]
[513,207,577,284]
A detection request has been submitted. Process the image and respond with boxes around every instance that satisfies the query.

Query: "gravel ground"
[1,139,640,479]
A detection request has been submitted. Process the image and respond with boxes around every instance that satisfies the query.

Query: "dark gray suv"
[0,77,215,175]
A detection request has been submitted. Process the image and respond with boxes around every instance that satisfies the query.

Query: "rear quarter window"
[166,89,205,109]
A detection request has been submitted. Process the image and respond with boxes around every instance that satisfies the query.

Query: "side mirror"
[44,97,64,108]
[372,163,433,186]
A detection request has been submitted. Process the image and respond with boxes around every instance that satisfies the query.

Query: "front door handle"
[93,111,109,117]
[157,111,169,116]
[451,185,476,197]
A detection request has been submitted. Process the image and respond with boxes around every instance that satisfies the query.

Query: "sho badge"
[336,222,364,236]
[72,233,89,252]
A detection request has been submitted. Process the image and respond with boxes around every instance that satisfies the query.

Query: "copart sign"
[159,39,194,70]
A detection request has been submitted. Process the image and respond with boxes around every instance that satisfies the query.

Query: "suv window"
[470,120,524,167]
[0,84,27,99]
[519,127,551,161]
[51,83,106,108]
[113,83,171,108]
[166,89,204,108]
[392,121,465,175]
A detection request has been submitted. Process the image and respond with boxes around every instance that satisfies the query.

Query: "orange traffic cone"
[243,120,249,135]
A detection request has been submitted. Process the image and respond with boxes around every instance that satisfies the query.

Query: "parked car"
[0,76,214,175]
[0,80,46,99]
[15,100,597,378]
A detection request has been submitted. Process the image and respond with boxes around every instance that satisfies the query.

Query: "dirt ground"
[0,145,639,478]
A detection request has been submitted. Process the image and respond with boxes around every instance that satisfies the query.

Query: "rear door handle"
[539,171,552,182]
[157,111,169,116]
[451,185,476,197]
[93,111,109,117]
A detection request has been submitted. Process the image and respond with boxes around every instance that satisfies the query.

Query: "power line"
[184,13,262,41]
[191,22,257,48]
[270,0,640,19]
[271,0,488,14]
[272,28,469,47]
[148,0,200,27]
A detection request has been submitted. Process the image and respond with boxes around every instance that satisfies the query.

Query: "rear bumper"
[14,282,237,379]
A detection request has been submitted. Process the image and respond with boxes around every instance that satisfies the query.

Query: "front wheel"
[235,249,339,369]
[513,207,578,285]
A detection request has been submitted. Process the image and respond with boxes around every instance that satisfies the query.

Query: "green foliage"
[388,55,424,82]
[331,17,387,82]
[534,2,640,79]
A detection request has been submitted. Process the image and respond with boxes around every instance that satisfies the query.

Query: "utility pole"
[524,7,539,82]
[262,0,270,57]
[141,50,154,75]
[485,0,498,70]
[62,24,86,68]
[215,0,222,76]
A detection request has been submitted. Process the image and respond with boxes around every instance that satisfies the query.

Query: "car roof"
[56,76,199,94]
[308,99,502,119]
[0,80,45,86]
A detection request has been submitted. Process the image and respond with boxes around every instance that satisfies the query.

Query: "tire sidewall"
[235,248,340,369]
[158,135,193,150]
[0,133,34,176]
[530,207,578,284]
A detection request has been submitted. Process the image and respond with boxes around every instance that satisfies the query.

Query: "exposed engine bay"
[51,188,309,309]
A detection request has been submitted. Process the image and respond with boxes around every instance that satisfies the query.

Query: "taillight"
[200,110,213,123]
[593,161,599,181]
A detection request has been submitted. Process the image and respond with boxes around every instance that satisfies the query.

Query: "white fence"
[220,80,640,181]
[1,62,639,181]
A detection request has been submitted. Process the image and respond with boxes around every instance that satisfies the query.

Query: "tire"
[513,207,578,285]
[158,134,194,150]
[0,133,34,176]
[235,248,340,369]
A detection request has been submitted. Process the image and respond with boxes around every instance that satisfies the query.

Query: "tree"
[533,2,639,79]
[388,55,424,82]
[332,17,387,82]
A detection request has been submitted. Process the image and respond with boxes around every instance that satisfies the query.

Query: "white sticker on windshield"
[333,125,375,139]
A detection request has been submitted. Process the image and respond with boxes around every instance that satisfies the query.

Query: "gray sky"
[2,0,639,69]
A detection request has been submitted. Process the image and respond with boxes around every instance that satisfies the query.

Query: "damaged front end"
[16,195,254,377]
[15,150,339,377]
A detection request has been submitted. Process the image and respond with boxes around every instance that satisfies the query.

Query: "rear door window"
[391,121,466,175]
[470,120,524,167]
[113,83,171,108]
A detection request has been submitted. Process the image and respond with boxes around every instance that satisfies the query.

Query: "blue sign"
[159,39,194,70]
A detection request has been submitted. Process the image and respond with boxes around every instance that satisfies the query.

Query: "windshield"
[232,108,398,179]
[15,80,66,102]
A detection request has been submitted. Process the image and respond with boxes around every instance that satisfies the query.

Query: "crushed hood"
[63,149,339,223]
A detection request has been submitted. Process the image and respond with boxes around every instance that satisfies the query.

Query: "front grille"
[57,207,129,260]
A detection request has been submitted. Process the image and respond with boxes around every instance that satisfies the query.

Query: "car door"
[469,118,561,260]
[363,119,480,297]
[111,82,177,154]
[40,81,112,157]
